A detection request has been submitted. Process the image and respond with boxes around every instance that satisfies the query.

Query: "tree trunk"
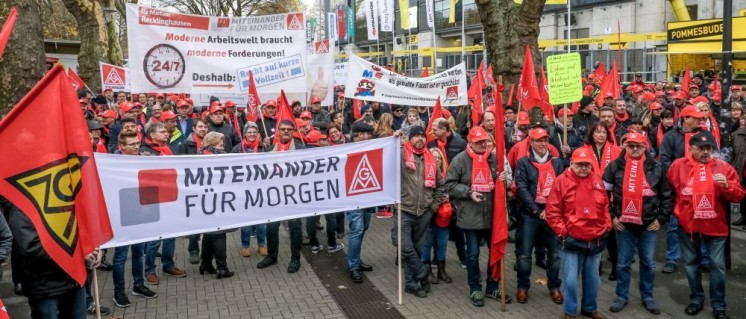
[63,0,109,93]
[106,0,123,66]
[474,0,545,108]
[0,0,46,118]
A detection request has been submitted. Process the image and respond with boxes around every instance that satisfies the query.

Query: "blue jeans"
[615,228,657,302]
[516,216,561,290]
[145,238,176,275]
[677,229,727,311]
[561,250,601,316]
[346,208,373,270]
[113,243,146,293]
[421,225,449,262]
[666,216,710,266]
[463,228,498,293]
[29,286,86,319]
[240,224,267,248]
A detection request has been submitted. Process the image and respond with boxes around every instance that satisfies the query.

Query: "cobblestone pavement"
[4,213,746,318]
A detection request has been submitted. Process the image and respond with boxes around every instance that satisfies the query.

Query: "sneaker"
[242,247,252,257]
[132,285,158,299]
[87,304,112,316]
[113,292,131,308]
[189,251,200,264]
[163,267,187,277]
[257,256,277,269]
[459,258,467,269]
[485,289,512,303]
[328,243,345,253]
[145,273,159,285]
[609,298,628,313]
[470,290,485,307]
[258,246,268,256]
[311,245,323,254]
[287,259,301,273]
[662,262,678,274]
[405,287,427,298]
[375,209,393,219]
[642,299,661,315]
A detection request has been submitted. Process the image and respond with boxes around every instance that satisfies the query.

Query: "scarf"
[688,157,717,220]
[531,159,556,204]
[615,112,629,124]
[620,153,649,225]
[608,121,618,145]
[193,135,203,151]
[466,146,494,192]
[683,131,695,159]
[242,139,260,153]
[273,139,294,152]
[145,138,173,156]
[404,141,437,189]
[590,143,618,176]
[328,135,346,146]
[656,123,666,149]
[573,170,598,220]
[705,114,721,147]
[93,138,107,153]
[229,112,242,139]
[436,136,450,168]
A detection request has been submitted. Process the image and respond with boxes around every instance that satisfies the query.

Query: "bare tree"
[0,0,46,117]
[154,0,299,17]
[474,0,545,104]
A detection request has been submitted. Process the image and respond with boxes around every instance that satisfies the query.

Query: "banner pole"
[500,258,506,311]
[93,270,102,319]
[398,202,403,305]
[563,104,568,146]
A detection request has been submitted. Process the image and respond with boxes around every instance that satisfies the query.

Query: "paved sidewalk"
[4,214,746,318]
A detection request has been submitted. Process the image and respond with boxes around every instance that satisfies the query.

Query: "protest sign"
[97,137,401,248]
[306,40,335,105]
[344,54,467,107]
[126,4,307,95]
[546,52,583,105]
[334,62,348,87]
[99,62,130,92]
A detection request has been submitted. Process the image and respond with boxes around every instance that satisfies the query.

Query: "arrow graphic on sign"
[193,83,235,89]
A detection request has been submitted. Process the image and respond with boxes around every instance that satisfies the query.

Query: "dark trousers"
[307,214,337,247]
[267,219,302,260]
[28,286,86,319]
[607,230,618,273]
[335,212,345,235]
[188,234,201,254]
[201,233,228,271]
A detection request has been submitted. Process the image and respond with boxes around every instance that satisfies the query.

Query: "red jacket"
[666,158,745,236]
[545,169,612,241]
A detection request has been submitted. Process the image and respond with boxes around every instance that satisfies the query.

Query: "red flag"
[0,65,113,286]
[0,297,9,319]
[67,68,86,92]
[506,83,515,107]
[489,89,508,281]
[681,67,691,92]
[468,67,484,127]
[425,97,442,144]
[593,62,607,85]
[539,66,555,121]
[352,99,364,119]
[421,67,430,77]
[273,90,296,144]
[476,59,487,88]
[516,46,542,110]
[0,8,17,58]
[337,8,346,39]
[486,64,495,86]
[595,61,620,106]
[246,71,262,123]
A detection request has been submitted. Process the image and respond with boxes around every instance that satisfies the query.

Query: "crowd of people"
[3,69,746,319]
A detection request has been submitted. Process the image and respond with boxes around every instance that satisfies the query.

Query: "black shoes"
[420,278,431,293]
[608,271,617,281]
[216,269,234,279]
[714,310,730,319]
[360,261,373,272]
[113,292,131,308]
[405,287,427,298]
[257,257,277,269]
[685,303,703,316]
[199,265,217,275]
[350,269,363,283]
[132,285,158,299]
[287,259,301,273]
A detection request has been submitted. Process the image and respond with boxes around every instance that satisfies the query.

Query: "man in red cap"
[106,102,145,152]
[550,107,584,168]
[445,126,511,306]
[222,100,245,140]
[545,148,611,319]
[513,127,565,305]
[732,85,744,108]
[507,111,531,149]
[103,88,115,107]
[100,109,118,142]
[602,92,615,108]
[654,91,666,105]
[160,111,184,153]
[688,84,701,99]
[257,100,279,141]
[291,99,303,118]
[636,92,656,119]
[335,92,347,112]
[175,100,193,137]
[665,131,744,319]
[206,101,239,150]
[602,132,669,315]
[309,96,331,130]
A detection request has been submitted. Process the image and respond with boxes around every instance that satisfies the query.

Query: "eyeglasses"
[279,128,294,132]
[625,144,645,150]
[393,109,402,113]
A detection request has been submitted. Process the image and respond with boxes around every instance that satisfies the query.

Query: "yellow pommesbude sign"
[667,17,746,53]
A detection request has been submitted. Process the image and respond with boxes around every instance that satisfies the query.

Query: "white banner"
[364,0,379,41]
[380,0,394,32]
[334,62,348,87]
[425,0,434,28]
[125,4,307,95]
[99,62,130,92]
[344,55,468,107]
[307,40,335,105]
[98,138,401,248]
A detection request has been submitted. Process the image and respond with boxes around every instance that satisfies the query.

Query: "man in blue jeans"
[144,238,186,284]
[240,224,267,257]
[602,133,670,314]
[111,243,158,307]
[346,122,376,283]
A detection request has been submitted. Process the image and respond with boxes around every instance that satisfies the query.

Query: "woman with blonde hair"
[374,113,394,137]
[420,147,453,284]
[199,132,227,154]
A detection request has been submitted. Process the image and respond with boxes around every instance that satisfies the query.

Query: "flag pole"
[93,270,102,319]
[460,0,465,64]
[397,202,403,305]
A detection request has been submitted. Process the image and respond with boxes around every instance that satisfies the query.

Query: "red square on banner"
[138,169,178,205]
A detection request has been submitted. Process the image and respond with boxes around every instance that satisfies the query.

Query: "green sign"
[546,53,583,105]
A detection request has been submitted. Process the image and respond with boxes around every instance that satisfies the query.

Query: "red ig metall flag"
[246,70,262,123]
[0,65,113,285]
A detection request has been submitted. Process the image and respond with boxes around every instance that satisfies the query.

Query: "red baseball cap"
[337,92,345,97]
[168,94,179,102]
[467,126,490,142]
[624,132,647,144]
[529,128,549,140]
[674,91,688,100]
[119,102,134,113]
[224,100,236,107]
[517,111,530,125]
[291,99,301,106]
[310,96,322,104]
[680,105,706,119]
[79,98,88,104]
[300,111,312,119]
[186,98,195,105]
[654,91,665,97]
[688,84,699,90]
[571,148,593,164]
[156,93,165,98]
[265,100,277,107]
[101,110,118,118]
[604,92,615,99]
[632,85,644,93]
[691,96,709,105]
[103,88,112,92]
[641,92,656,102]
[306,130,327,143]
[295,118,310,128]
[649,102,663,111]
[160,111,177,121]
[732,85,742,91]
[557,108,575,118]
[176,100,190,108]
[209,101,224,113]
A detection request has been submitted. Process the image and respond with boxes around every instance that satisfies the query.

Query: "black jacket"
[549,126,584,168]
[208,120,240,150]
[427,133,467,164]
[256,117,278,141]
[659,126,700,172]
[602,151,670,229]
[572,111,598,137]
[177,134,232,155]
[514,150,565,217]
